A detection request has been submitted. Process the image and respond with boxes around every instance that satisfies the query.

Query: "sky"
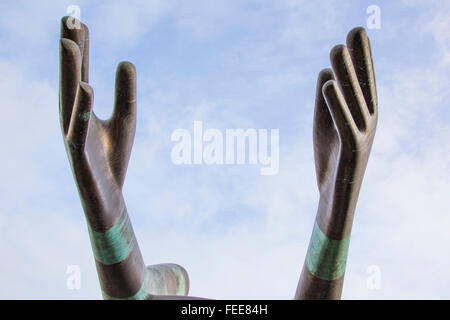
[0,0,449,299]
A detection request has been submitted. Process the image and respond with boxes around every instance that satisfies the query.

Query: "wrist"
[316,187,359,240]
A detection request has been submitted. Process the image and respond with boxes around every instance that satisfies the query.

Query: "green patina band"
[88,208,135,265]
[306,221,351,281]
[102,271,150,300]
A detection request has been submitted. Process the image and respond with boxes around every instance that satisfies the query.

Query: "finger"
[346,27,377,116]
[322,80,358,142]
[314,68,336,134]
[61,16,85,55]
[314,69,336,189]
[81,23,90,82]
[59,38,81,135]
[330,45,370,132]
[109,62,137,187]
[367,39,378,118]
[67,82,93,152]
[112,61,137,128]
[61,16,89,82]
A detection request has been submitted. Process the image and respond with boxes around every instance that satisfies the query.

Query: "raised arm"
[59,16,189,300]
[295,27,378,299]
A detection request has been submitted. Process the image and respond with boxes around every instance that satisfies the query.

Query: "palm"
[77,112,134,204]
[83,113,135,190]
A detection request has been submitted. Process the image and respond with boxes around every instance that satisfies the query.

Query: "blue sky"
[0,0,449,299]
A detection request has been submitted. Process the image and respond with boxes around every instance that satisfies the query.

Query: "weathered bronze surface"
[59,16,377,300]
[59,16,189,300]
[295,27,378,299]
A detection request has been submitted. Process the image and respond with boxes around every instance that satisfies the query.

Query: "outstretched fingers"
[346,27,377,116]
[67,82,94,152]
[330,45,370,132]
[322,80,358,143]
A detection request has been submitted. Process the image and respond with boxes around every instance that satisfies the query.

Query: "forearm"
[82,195,189,299]
[84,200,149,299]
[67,154,148,299]
[294,195,355,300]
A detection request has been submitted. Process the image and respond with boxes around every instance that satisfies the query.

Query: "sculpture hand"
[59,17,189,299]
[313,27,378,238]
[296,27,378,299]
[59,19,135,226]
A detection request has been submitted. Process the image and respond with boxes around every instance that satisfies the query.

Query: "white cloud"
[85,0,168,49]
[424,7,450,66]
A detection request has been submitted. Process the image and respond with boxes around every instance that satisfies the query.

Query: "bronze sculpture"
[59,16,377,300]
[295,28,378,299]
[59,17,189,300]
